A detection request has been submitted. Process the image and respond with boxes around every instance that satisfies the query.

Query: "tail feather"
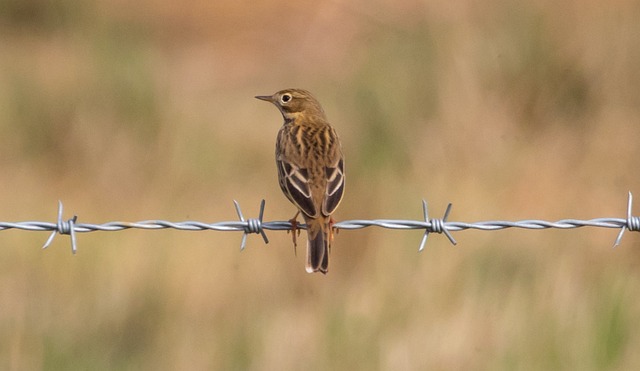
[305,218,329,274]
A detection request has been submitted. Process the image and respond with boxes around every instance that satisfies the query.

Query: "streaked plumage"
[255,89,345,274]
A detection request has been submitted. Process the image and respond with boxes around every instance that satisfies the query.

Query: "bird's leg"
[288,211,301,255]
[329,217,338,242]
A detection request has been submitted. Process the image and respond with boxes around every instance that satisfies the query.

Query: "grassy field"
[1,0,640,369]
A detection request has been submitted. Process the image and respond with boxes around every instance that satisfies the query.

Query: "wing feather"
[277,159,317,217]
[322,157,345,215]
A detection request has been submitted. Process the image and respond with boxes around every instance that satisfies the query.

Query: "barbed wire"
[0,192,638,254]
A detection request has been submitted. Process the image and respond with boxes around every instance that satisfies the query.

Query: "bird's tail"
[305,217,329,274]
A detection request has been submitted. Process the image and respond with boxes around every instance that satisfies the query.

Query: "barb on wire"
[41,201,78,254]
[234,199,269,250]
[418,201,456,251]
[0,192,638,253]
[614,192,640,247]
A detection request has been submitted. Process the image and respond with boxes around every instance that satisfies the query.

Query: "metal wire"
[0,192,637,254]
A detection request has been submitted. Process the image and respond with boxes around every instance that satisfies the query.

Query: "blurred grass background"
[1,0,640,369]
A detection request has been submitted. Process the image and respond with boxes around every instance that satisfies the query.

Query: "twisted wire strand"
[0,218,628,233]
[0,192,636,253]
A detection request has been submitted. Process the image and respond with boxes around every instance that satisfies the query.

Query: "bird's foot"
[288,211,301,255]
[329,217,338,243]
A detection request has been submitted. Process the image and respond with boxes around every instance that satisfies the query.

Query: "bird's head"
[255,88,325,121]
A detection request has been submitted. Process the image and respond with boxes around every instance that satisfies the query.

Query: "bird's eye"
[280,94,292,104]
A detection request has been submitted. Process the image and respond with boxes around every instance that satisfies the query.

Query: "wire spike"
[443,203,453,222]
[42,231,57,250]
[257,200,270,245]
[422,199,430,221]
[441,203,457,245]
[234,200,269,251]
[68,215,78,254]
[240,233,248,251]
[418,201,456,251]
[258,199,266,221]
[233,200,245,222]
[233,200,248,250]
[418,200,430,252]
[614,191,638,247]
[42,201,79,254]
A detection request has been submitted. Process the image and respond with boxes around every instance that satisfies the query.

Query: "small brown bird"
[256,89,345,274]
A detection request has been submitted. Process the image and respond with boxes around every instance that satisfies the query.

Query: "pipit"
[256,89,345,274]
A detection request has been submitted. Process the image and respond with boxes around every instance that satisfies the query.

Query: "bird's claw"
[329,217,338,243]
[288,211,301,255]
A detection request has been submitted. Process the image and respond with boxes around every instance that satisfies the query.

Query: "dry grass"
[1,0,640,369]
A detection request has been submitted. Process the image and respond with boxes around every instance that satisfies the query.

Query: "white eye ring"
[280,94,292,104]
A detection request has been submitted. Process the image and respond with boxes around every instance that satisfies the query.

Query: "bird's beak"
[255,95,273,102]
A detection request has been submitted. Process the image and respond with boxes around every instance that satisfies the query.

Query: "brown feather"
[258,89,345,273]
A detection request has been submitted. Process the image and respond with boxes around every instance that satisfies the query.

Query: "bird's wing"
[277,159,318,218]
[322,156,345,216]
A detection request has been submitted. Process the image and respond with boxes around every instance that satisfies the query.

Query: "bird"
[255,89,345,274]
